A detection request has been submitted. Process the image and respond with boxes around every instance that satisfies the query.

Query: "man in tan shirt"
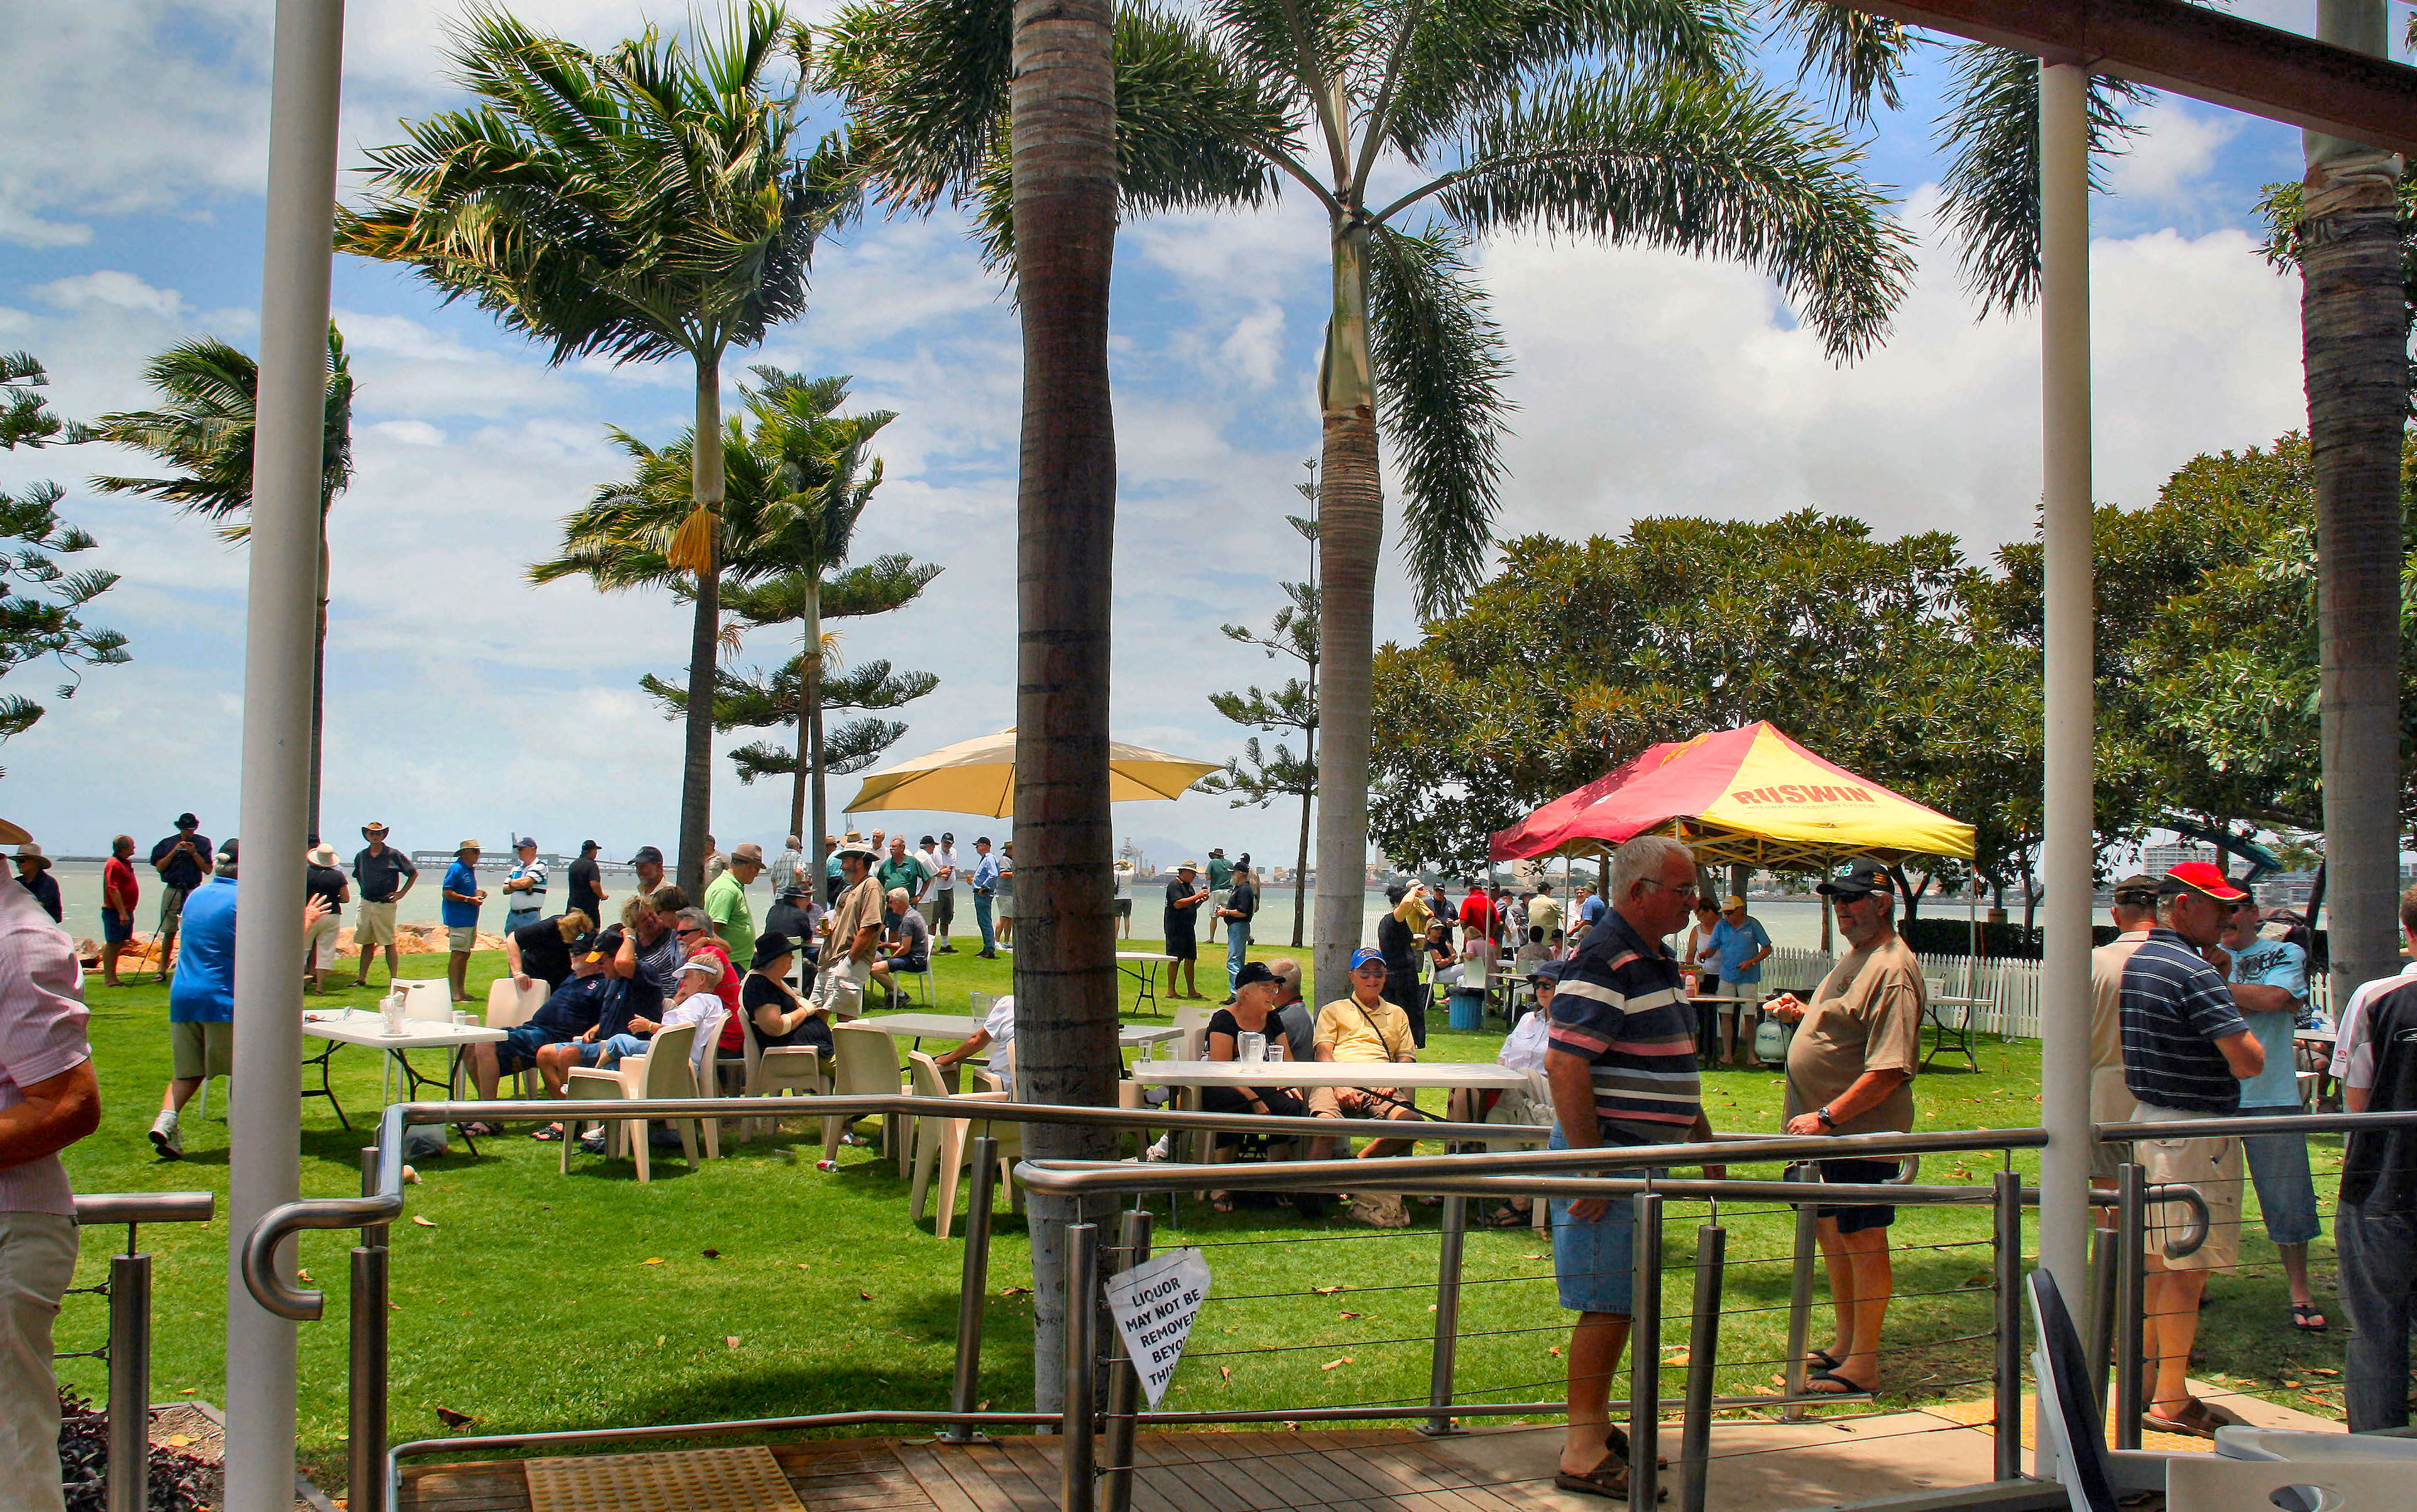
[1310,947,1421,1170]
[2088,875,2160,1197]
[1767,861,1924,1396]
[814,837,886,1021]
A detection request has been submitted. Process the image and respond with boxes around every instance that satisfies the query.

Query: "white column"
[225,4,346,1509]
[2034,58,2095,1477]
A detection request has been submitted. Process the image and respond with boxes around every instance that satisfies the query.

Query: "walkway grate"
[525,1445,806,1512]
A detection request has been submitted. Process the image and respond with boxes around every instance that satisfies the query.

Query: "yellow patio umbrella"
[842,728,1219,818]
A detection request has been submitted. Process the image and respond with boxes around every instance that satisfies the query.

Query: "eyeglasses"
[1640,878,1701,899]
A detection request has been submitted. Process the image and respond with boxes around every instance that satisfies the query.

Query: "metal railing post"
[1678,1220,1725,1512]
[1628,1190,1663,1512]
[1780,1163,1818,1422]
[1423,1194,1467,1437]
[939,1136,1000,1444]
[2086,1222,2117,1412]
[1060,1221,1100,1512]
[106,1247,151,1512]
[1991,1170,2023,1482]
[2114,1161,2146,1451]
[350,1146,390,1512]
[1102,1208,1151,1512]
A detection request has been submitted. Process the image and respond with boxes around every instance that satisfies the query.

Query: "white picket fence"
[1766,946,2046,1041]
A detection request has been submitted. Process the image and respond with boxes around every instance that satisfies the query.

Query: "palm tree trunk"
[678,351,725,898]
[2304,0,2405,1006]
[1313,218,1382,1000]
[309,525,328,838]
[1009,0,1120,1418]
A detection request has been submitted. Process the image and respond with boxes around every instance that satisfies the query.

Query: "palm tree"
[533,369,926,845]
[341,2,847,894]
[85,328,352,833]
[828,0,1916,993]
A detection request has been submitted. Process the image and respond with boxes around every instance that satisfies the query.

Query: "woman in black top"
[743,932,832,1058]
[1200,963,1308,1211]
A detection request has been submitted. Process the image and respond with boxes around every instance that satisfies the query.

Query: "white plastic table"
[1132,1058,1528,1155]
[302,1009,506,1113]
[857,1013,1184,1056]
[1117,951,1176,1013]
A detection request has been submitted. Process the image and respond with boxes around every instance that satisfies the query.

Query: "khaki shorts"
[2089,1066,2138,1182]
[2132,1103,2242,1273]
[1307,1085,1406,1119]
[356,900,398,947]
[814,956,866,1018]
[447,925,478,953]
[304,912,342,969]
[170,1021,232,1082]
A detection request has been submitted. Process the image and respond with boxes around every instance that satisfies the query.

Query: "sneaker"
[149,1110,182,1161]
[578,1130,606,1154]
[1144,1135,1173,1162]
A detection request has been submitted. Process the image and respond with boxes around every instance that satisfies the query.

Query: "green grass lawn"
[56,938,2352,1495]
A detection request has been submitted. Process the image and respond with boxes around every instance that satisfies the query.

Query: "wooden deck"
[396,1414,2020,1512]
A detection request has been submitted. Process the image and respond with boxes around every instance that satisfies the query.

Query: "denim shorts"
[496,1021,568,1073]
[1547,1127,1660,1317]
[2240,1121,2323,1246]
[575,1034,649,1070]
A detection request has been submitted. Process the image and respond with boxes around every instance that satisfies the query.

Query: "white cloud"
[38,270,188,317]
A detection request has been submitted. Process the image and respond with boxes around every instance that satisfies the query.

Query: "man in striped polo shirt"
[2119,862,2264,1437]
[1545,834,1718,1498]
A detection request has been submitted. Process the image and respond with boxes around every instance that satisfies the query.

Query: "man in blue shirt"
[2221,897,2325,1334]
[150,841,331,1159]
[442,840,488,1005]
[967,836,1002,958]
[1706,893,1774,1066]
[2118,863,2264,1437]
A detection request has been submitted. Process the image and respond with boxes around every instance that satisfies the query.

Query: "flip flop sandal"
[1477,1203,1531,1227]
[460,1122,500,1138]
[1552,1457,1669,1502]
[2290,1303,2329,1333]
[1806,1347,1843,1372]
[530,1125,564,1142]
[2143,1400,2220,1438]
[1805,1370,1875,1396]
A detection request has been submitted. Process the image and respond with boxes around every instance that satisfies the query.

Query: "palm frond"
[1932,45,2145,318]
[1422,68,1914,359]
[1366,224,1515,618]
[1385,0,1747,161]
[1761,0,1915,125]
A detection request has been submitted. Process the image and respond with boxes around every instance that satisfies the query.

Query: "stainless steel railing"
[238,1092,2083,1512]
[65,1190,216,1512]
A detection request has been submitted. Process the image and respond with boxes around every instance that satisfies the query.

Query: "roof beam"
[1830,0,2417,156]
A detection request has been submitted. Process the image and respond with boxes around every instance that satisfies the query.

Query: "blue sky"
[0,1,2348,867]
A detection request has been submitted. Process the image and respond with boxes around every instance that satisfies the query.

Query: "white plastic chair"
[906,1051,1022,1239]
[735,996,830,1142]
[400,980,453,1019]
[484,978,549,1098]
[823,1021,909,1168]
[559,1023,711,1183]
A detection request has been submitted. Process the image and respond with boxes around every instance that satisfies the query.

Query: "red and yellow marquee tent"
[1488,721,1973,868]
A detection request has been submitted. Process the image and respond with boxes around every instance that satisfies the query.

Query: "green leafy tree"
[533,371,924,852]
[84,328,352,833]
[826,0,1917,994]
[0,353,129,753]
[1199,476,1319,943]
[344,2,848,894]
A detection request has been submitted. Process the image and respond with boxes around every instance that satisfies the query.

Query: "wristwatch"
[1815,1106,1837,1129]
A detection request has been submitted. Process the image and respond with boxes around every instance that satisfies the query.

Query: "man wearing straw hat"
[0,812,99,1512]
[349,821,417,990]
[814,836,885,1021]
[441,840,489,1005]
[11,844,58,924]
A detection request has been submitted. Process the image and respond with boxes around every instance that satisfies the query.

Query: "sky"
[0,0,2348,870]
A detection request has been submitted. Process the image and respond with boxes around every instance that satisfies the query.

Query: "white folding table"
[1116,951,1176,1013]
[302,1009,507,1145]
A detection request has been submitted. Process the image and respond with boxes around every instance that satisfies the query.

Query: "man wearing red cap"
[2117,862,2265,1437]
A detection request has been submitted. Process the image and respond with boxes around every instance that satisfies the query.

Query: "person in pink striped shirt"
[0,820,100,1512]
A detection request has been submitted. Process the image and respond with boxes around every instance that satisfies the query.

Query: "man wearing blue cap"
[1308,947,1422,1219]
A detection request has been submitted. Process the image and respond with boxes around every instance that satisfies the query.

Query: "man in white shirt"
[923,833,962,953]
[933,993,1016,1096]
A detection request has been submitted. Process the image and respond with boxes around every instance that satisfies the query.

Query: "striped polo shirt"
[2119,929,2249,1114]
[1548,907,1703,1144]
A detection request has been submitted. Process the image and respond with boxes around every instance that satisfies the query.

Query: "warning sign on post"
[1104,1248,1211,1408]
